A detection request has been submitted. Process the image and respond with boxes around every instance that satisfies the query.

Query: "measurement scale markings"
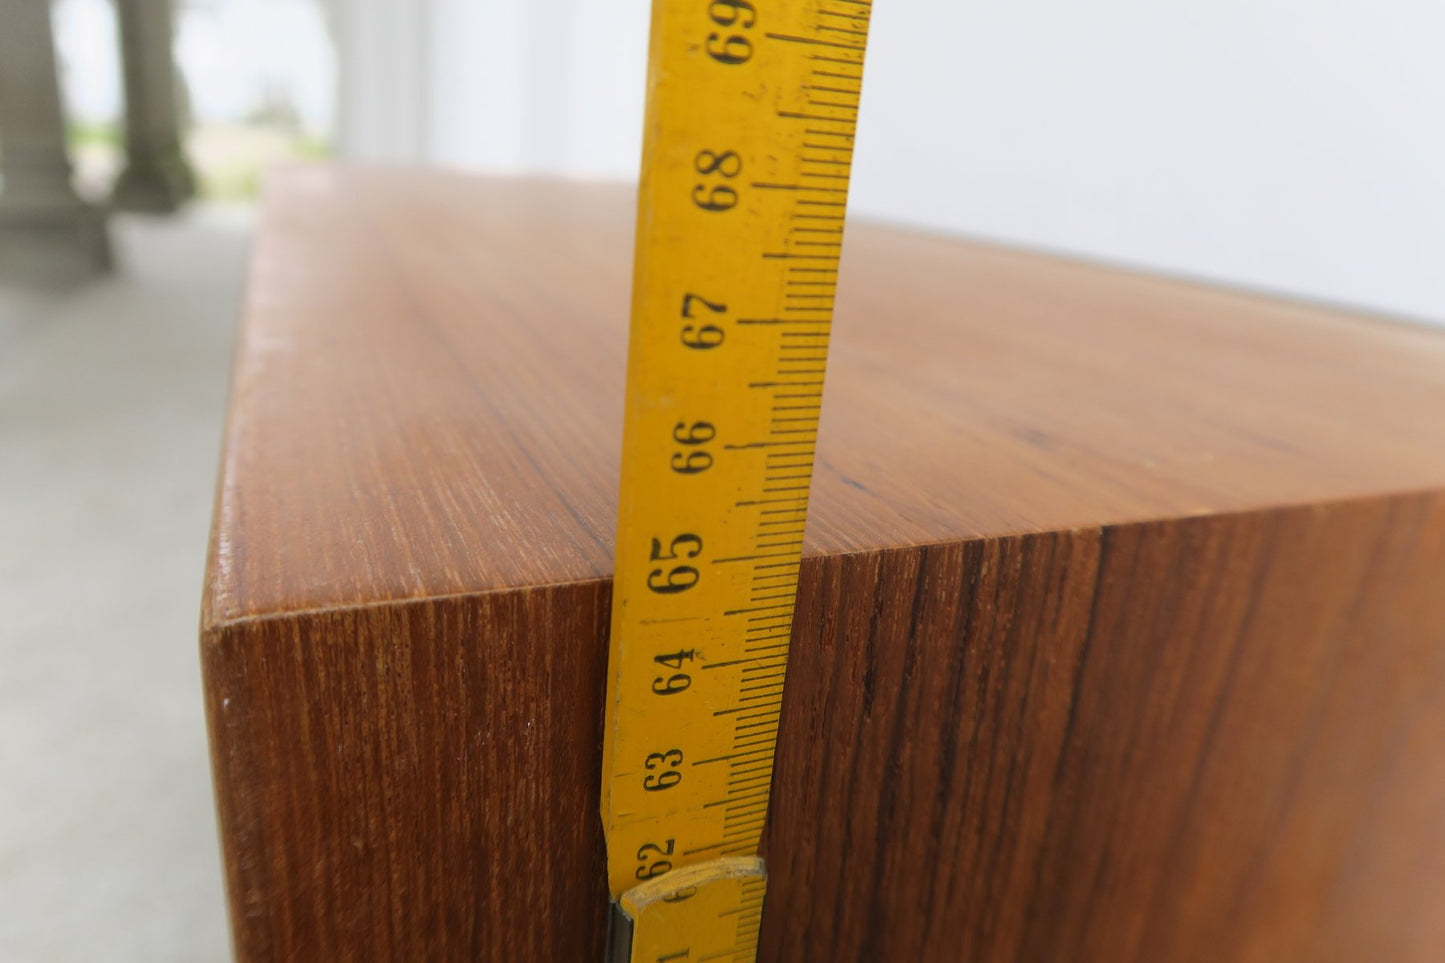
[704,655,786,671]
[717,900,767,918]
[723,793,772,810]
[703,791,769,810]
[726,788,772,804]
[752,182,847,193]
[721,817,768,834]
[728,734,786,751]
[818,24,870,38]
[736,591,798,603]
[730,729,784,748]
[779,111,857,124]
[604,3,871,958]
[727,445,815,457]
[724,603,793,616]
[728,747,783,765]
[718,794,771,813]
[732,718,783,733]
[736,318,829,326]
[727,742,780,760]
[710,551,795,565]
[693,748,775,767]
[739,679,786,693]
[730,707,783,722]
[765,31,865,52]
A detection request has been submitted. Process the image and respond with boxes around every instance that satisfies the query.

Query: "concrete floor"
[1,208,250,962]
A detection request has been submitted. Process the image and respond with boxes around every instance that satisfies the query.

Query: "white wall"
[329,0,1445,325]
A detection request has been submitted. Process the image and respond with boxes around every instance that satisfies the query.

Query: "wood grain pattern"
[207,167,1445,622]
[206,584,612,960]
[765,493,1445,961]
[203,167,1445,961]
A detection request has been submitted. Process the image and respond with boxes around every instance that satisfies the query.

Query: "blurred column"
[0,0,112,284]
[320,0,431,162]
[112,0,195,212]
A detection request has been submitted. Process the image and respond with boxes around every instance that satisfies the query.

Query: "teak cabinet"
[202,168,1445,961]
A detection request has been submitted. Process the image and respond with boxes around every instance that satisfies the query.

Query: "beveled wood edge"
[198,483,1445,637]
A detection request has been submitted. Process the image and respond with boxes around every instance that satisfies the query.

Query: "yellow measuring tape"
[601,0,872,959]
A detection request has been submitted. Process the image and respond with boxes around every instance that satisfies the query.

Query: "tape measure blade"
[602,0,873,944]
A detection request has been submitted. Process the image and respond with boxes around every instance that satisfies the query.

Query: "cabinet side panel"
[764,531,1103,961]
[1027,493,1445,963]
[763,493,1445,962]
[202,583,611,961]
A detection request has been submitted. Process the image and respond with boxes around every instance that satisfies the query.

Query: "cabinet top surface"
[204,167,1445,625]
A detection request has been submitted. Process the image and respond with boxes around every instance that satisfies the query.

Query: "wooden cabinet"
[203,168,1445,961]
